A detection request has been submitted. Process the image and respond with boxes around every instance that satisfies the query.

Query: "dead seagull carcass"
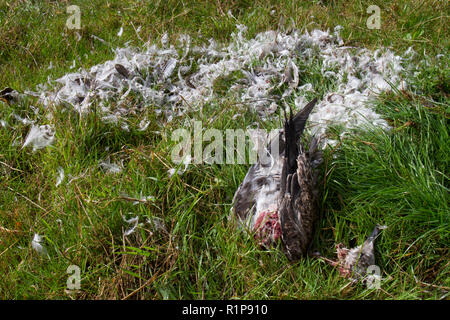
[231,97,322,260]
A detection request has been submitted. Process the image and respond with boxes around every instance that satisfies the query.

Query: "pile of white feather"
[23,24,410,148]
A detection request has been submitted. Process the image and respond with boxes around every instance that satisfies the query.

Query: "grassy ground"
[0,0,449,299]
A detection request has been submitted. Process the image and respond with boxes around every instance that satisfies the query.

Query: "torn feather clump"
[22,124,55,152]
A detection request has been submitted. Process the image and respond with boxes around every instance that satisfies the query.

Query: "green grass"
[0,0,449,299]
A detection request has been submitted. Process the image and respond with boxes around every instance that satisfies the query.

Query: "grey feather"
[115,64,130,79]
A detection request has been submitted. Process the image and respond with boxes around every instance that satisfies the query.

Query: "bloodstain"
[253,210,281,248]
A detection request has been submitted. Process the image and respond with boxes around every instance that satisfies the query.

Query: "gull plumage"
[232,97,322,260]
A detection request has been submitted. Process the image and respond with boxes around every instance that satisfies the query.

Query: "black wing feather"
[279,97,321,260]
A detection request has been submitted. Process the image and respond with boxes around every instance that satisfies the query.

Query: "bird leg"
[309,251,340,267]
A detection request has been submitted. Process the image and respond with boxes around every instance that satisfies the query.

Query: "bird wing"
[232,150,283,226]
[279,98,320,260]
[232,124,285,226]
[279,151,319,260]
[232,164,260,223]
[232,98,319,234]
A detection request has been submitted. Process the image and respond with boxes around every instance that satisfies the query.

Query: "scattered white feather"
[138,119,150,131]
[56,219,63,231]
[128,191,156,205]
[117,26,124,37]
[91,34,107,44]
[168,154,191,177]
[13,113,34,125]
[161,33,169,47]
[137,194,155,204]
[55,167,65,187]
[147,217,166,233]
[22,124,55,152]
[123,215,139,236]
[99,159,122,174]
[167,168,178,177]
[31,233,49,258]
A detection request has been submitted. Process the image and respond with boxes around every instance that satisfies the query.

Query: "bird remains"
[316,225,387,281]
[232,97,322,260]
